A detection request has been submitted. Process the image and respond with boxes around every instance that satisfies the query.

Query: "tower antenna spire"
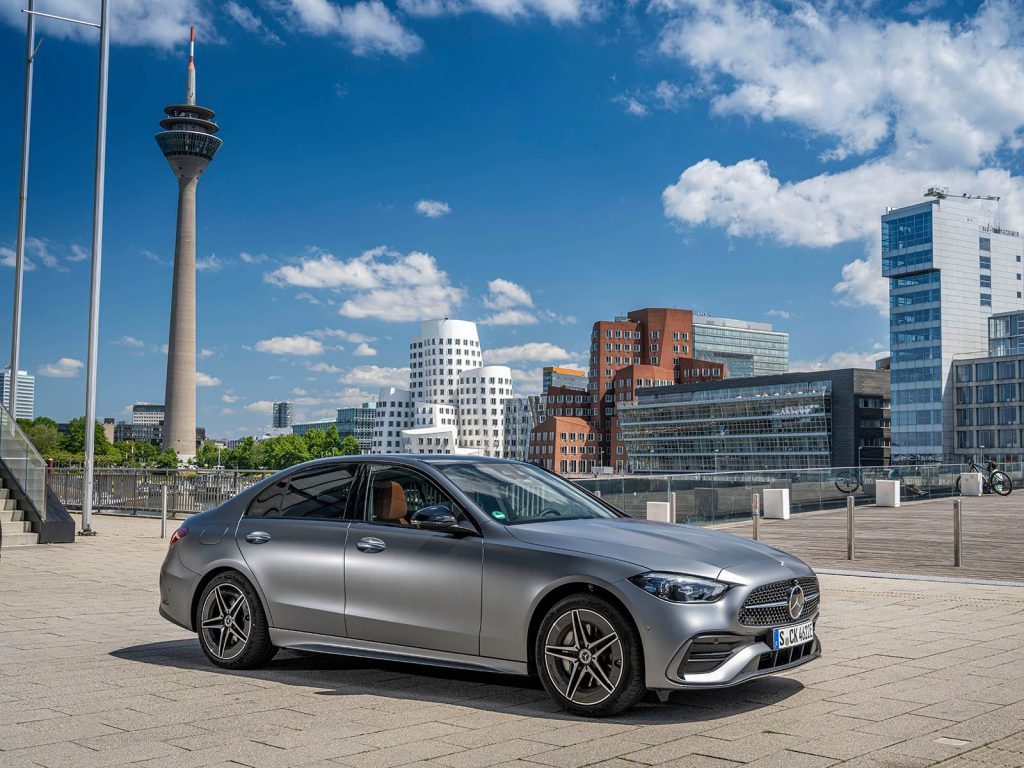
[186,26,196,106]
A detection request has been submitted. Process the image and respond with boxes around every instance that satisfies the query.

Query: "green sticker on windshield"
[490,510,506,520]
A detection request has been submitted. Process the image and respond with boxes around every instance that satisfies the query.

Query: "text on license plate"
[772,620,814,650]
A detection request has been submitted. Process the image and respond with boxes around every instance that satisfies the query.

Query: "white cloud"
[329,386,379,406]
[114,335,146,348]
[792,349,888,372]
[245,400,274,414]
[225,1,282,43]
[398,0,596,24]
[142,249,169,266]
[239,251,268,264]
[269,247,465,322]
[484,278,533,310]
[340,365,411,390]
[221,394,240,404]
[615,95,648,117]
[196,254,226,272]
[509,366,544,394]
[0,0,210,49]
[309,328,377,343]
[307,361,343,374]
[766,309,792,319]
[221,407,236,415]
[200,348,216,358]
[196,372,222,387]
[487,342,571,364]
[353,342,378,357]
[67,244,89,262]
[254,335,325,356]
[291,387,308,396]
[38,358,83,378]
[273,0,423,58]
[479,309,540,326]
[414,199,452,218]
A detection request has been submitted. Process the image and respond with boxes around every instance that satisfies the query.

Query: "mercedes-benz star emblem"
[787,584,805,620]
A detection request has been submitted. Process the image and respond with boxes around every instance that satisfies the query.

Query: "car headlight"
[628,572,730,603]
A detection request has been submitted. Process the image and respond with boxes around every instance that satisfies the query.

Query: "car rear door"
[343,463,483,655]
[235,462,358,637]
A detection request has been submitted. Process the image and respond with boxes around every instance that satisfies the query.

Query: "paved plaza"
[2,514,1023,768]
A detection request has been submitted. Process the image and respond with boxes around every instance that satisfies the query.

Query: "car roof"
[294,454,519,469]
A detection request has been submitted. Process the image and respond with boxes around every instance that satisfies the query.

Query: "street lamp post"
[21,2,110,536]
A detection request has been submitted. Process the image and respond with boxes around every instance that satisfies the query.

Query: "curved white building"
[370,319,513,456]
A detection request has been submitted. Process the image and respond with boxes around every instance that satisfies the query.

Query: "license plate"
[772,620,814,650]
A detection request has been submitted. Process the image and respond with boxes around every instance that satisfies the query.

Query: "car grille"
[679,634,753,676]
[757,638,817,671]
[739,576,819,626]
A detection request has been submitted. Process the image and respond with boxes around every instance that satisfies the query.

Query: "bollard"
[670,491,677,521]
[161,485,168,539]
[752,493,760,541]
[953,499,962,567]
[847,495,856,560]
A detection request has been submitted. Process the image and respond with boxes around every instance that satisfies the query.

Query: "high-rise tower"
[155,27,221,460]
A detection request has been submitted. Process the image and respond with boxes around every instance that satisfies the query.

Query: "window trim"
[245,461,361,522]
[358,462,478,534]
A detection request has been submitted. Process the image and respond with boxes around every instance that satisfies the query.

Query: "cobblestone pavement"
[2,515,1023,768]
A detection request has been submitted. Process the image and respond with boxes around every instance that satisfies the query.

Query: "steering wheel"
[539,509,562,518]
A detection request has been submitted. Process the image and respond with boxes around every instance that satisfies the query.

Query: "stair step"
[0,488,9,499]
[1,519,32,534]
[1,499,16,511]
[0,509,24,522]
[1,531,40,547]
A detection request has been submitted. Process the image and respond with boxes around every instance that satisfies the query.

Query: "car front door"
[343,463,483,655]
[235,462,358,637]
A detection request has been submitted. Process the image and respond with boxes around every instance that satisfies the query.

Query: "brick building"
[527,415,600,474]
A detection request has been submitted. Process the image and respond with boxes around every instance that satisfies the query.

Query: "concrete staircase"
[0,481,39,547]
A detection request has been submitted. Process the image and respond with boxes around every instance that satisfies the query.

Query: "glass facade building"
[617,369,890,473]
[0,368,34,420]
[884,192,1024,462]
[691,317,789,378]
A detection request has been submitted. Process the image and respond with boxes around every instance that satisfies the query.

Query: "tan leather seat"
[374,481,408,525]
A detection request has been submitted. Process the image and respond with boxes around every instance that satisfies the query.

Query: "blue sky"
[1,0,1021,438]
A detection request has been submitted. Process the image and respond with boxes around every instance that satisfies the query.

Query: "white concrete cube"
[762,489,790,520]
[646,501,673,523]
[876,479,901,508]
[959,472,984,496]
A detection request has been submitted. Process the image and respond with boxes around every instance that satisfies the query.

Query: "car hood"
[505,518,807,583]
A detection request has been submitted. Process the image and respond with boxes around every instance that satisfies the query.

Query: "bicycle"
[954,459,1012,496]
[834,466,903,495]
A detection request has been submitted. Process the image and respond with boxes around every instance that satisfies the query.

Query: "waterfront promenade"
[2,513,1023,767]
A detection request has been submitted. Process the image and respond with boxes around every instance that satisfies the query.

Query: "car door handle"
[245,531,271,544]
[356,537,386,553]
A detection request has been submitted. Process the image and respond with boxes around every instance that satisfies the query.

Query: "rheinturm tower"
[155,27,221,461]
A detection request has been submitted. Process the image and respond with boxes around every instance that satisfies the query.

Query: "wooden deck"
[715,494,1024,581]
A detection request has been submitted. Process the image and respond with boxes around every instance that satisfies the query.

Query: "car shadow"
[111,639,805,724]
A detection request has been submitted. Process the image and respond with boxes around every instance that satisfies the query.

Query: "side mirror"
[410,504,476,535]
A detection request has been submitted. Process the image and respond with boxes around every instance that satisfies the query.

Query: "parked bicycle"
[834,466,903,495]
[954,458,1012,496]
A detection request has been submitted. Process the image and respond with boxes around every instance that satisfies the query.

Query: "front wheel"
[990,471,1013,496]
[835,472,860,495]
[535,593,646,717]
[196,572,277,669]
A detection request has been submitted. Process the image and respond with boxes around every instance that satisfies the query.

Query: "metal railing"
[0,401,46,518]
[49,467,273,518]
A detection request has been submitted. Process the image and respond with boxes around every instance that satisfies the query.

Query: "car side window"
[364,465,460,527]
[248,464,358,520]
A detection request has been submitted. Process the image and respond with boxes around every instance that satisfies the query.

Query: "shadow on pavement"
[112,639,805,725]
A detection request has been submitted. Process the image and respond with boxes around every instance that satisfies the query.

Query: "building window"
[980,255,992,270]
[981,274,992,288]
[981,293,992,306]
[980,236,991,251]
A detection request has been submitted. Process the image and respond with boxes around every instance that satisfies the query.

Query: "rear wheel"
[990,471,1012,496]
[196,572,277,669]
[535,593,645,717]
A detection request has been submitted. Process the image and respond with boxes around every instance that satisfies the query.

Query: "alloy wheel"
[200,583,251,661]
[543,608,624,706]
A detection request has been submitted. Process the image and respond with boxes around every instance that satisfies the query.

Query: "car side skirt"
[269,628,530,676]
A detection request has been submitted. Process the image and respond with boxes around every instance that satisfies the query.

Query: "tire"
[835,472,859,495]
[195,572,277,670]
[535,593,645,717]
[990,471,1013,496]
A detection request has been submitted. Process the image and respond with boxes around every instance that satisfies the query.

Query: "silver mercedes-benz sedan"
[159,456,821,716]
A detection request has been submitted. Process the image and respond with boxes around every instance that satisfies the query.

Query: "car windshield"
[437,462,620,525]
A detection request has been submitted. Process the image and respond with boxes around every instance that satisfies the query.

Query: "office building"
[336,403,376,452]
[589,308,724,467]
[884,188,1024,462]
[132,403,164,426]
[290,418,335,438]
[952,310,1024,463]
[370,319,514,456]
[543,366,586,391]
[617,369,891,473]
[692,316,789,378]
[156,28,222,461]
[272,401,294,429]
[503,396,542,462]
[0,367,34,420]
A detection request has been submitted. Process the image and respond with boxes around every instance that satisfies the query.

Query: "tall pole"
[9,0,36,419]
[81,0,111,536]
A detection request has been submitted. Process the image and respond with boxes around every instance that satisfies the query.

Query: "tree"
[339,435,360,455]
[223,437,259,469]
[304,426,341,458]
[257,434,310,470]
[62,416,114,456]
[26,421,62,457]
[154,449,179,469]
[195,441,220,468]
[114,440,161,466]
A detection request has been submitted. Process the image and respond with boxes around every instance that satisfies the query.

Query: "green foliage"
[154,448,179,469]
[25,421,62,457]
[223,436,259,469]
[61,416,115,457]
[257,434,310,470]
[303,426,342,459]
[195,440,221,468]
[339,435,360,455]
[113,441,161,467]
